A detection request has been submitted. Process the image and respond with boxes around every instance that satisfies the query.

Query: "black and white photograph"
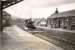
[0,0,75,50]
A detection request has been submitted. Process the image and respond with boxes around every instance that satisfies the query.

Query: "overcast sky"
[4,0,75,19]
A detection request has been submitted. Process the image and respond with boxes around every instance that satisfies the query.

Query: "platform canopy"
[1,0,23,9]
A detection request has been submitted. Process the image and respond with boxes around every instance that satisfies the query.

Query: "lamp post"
[0,1,4,48]
[0,1,7,48]
[0,1,4,32]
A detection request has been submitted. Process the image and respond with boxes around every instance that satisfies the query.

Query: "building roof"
[3,11,10,16]
[2,0,23,9]
[48,10,75,18]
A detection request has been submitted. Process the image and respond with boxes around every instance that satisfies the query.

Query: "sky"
[4,0,75,19]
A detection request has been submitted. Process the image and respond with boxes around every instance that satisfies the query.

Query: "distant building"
[35,18,47,27]
[2,11,12,27]
[47,8,75,30]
